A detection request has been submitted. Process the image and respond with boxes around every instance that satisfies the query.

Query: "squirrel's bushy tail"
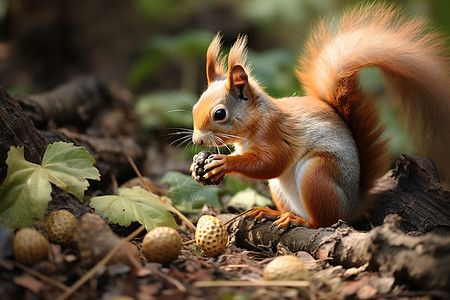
[297,3,450,193]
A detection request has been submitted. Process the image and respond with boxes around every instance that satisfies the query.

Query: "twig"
[150,265,187,292]
[223,208,253,226]
[126,155,196,232]
[12,261,69,291]
[125,155,167,195]
[220,264,249,269]
[56,224,146,300]
[193,280,310,288]
[183,239,196,245]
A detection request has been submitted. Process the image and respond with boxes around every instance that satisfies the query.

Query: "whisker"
[168,127,193,131]
[212,138,221,155]
[215,136,233,154]
[215,135,225,145]
[223,143,233,154]
[164,109,192,115]
[215,137,225,154]
[172,91,195,108]
[223,133,244,140]
[215,133,246,154]
[165,127,193,149]
[217,133,246,141]
[168,130,193,136]
[168,135,192,147]
[183,141,195,153]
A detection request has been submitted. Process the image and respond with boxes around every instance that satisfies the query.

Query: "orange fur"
[223,109,296,180]
[301,155,343,228]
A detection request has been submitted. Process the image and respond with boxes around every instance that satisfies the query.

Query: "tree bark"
[366,155,450,235]
[0,86,48,183]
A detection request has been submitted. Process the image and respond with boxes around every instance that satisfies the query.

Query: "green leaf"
[228,188,273,211]
[89,186,177,230]
[0,147,52,227]
[223,176,253,196]
[0,142,100,228]
[42,142,100,200]
[161,171,222,210]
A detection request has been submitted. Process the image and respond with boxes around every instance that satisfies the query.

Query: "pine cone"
[191,150,224,185]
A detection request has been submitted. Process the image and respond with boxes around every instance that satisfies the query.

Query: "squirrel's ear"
[206,33,225,84]
[229,65,248,88]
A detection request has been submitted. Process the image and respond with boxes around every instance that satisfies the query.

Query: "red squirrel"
[190,4,450,228]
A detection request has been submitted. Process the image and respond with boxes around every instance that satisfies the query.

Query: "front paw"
[204,154,227,182]
[191,150,225,185]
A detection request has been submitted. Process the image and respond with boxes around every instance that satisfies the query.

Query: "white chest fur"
[268,158,313,221]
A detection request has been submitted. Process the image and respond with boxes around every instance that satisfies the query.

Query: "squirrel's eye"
[211,104,228,123]
[214,108,227,121]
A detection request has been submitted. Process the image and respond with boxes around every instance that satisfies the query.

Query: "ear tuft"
[228,35,248,72]
[206,33,226,84]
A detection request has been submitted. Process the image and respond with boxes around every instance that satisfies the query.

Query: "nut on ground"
[43,209,77,247]
[195,215,228,257]
[142,226,182,265]
[13,228,49,266]
[263,255,309,281]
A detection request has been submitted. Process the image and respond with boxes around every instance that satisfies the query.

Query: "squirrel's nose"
[192,132,204,145]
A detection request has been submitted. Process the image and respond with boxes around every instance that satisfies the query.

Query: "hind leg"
[300,155,343,228]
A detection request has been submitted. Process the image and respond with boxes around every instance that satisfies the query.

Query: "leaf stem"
[12,260,69,291]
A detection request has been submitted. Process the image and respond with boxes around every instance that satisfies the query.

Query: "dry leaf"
[13,274,43,294]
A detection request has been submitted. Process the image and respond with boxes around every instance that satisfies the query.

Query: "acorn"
[43,209,77,247]
[13,228,49,266]
[142,227,182,265]
[195,215,228,257]
[263,255,309,281]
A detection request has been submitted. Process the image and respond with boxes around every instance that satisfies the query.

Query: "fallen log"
[230,214,450,293]
[15,76,109,128]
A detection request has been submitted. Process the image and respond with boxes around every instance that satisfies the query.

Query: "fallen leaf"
[90,186,177,230]
[296,251,317,269]
[13,274,43,294]
[0,143,100,228]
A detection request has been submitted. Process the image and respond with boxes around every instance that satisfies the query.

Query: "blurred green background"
[0,0,449,164]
